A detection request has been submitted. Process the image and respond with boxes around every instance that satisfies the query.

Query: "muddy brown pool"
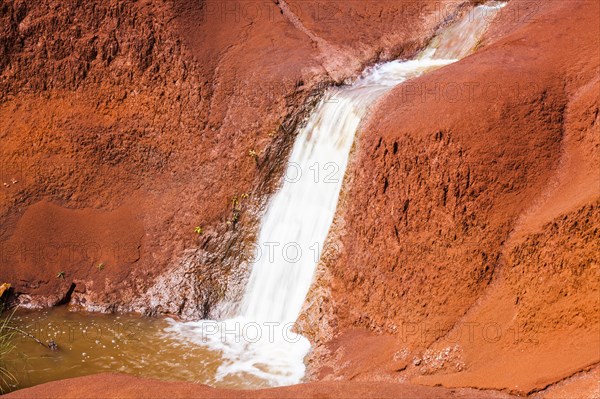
[3,307,266,392]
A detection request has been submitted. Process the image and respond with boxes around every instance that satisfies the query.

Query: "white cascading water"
[166,2,505,387]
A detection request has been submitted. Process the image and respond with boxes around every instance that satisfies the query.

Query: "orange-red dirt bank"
[1,0,599,398]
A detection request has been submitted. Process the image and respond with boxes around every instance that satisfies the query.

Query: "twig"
[4,326,51,349]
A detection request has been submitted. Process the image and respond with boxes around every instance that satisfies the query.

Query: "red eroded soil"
[300,0,600,396]
[0,0,456,315]
[1,0,599,398]
[4,373,519,399]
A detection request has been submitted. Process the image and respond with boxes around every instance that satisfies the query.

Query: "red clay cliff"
[1,0,598,398]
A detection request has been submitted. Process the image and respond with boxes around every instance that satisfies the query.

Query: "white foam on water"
[165,2,505,387]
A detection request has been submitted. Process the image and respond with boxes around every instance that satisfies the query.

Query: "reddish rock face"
[4,372,520,399]
[0,0,457,315]
[1,0,598,398]
[301,0,599,395]
[4,367,599,398]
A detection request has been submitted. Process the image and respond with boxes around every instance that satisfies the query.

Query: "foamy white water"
[165,2,505,387]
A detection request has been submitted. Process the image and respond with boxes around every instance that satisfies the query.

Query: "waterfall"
[166,2,505,387]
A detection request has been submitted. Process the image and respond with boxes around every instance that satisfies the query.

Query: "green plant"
[194,226,204,235]
[227,193,249,227]
[97,263,105,271]
[248,149,258,159]
[56,271,65,279]
[0,303,59,393]
[0,309,17,393]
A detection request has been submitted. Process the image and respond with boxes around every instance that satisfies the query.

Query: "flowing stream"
[0,2,508,394]
[4,2,506,393]
[166,1,506,388]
